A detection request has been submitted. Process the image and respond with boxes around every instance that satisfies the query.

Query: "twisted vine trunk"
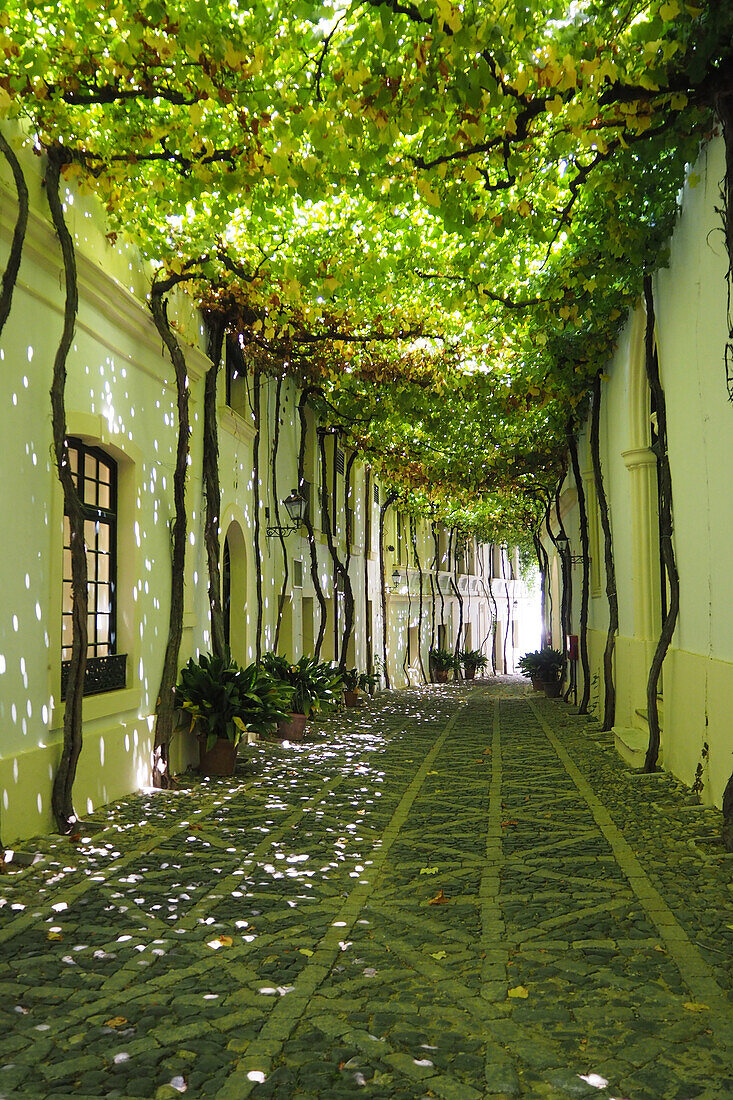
[478,546,493,655]
[379,491,397,688]
[433,524,446,637]
[364,471,373,680]
[486,545,499,673]
[297,390,327,657]
[450,529,464,664]
[553,482,572,698]
[590,371,618,731]
[411,517,427,683]
[340,450,357,668]
[428,528,437,657]
[500,547,511,674]
[150,271,192,787]
[532,532,549,650]
[643,275,680,773]
[252,366,263,662]
[271,372,289,654]
[319,431,351,668]
[0,130,29,339]
[567,429,591,714]
[203,314,226,659]
[47,151,86,832]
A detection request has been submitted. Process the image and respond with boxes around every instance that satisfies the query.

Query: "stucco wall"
[545,136,733,809]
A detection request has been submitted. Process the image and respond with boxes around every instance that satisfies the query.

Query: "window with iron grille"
[61,439,126,698]
[373,481,379,505]
[292,558,304,587]
[336,447,345,476]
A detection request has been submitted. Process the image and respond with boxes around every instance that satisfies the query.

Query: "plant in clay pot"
[175,652,291,775]
[260,654,343,738]
[342,668,378,705]
[458,649,488,680]
[517,650,546,692]
[429,648,457,683]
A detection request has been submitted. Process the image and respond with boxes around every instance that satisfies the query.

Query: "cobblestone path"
[1,680,732,1099]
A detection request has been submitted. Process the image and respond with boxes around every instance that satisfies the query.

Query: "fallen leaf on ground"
[420,867,439,875]
[104,1016,128,1028]
[684,1002,709,1012]
[429,950,447,960]
[501,820,518,827]
[428,889,448,905]
[483,748,492,755]
[47,931,63,941]
[299,948,314,957]
[508,985,529,999]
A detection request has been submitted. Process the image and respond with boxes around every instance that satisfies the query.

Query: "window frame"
[61,438,125,698]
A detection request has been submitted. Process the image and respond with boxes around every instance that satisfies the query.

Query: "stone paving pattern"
[1,678,732,1099]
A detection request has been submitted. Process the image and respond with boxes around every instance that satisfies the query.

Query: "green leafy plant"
[429,648,457,672]
[342,668,379,692]
[517,650,545,679]
[458,649,488,672]
[261,654,343,717]
[175,652,292,751]
[534,648,564,684]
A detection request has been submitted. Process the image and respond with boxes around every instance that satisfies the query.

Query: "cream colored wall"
[545,136,733,809]
[0,138,211,841]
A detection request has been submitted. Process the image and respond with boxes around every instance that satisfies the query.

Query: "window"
[61,440,125,698]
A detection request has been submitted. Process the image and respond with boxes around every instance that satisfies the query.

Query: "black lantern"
[555,535,584,565]
[266,489,307,538]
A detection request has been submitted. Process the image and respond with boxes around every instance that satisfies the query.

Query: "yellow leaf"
[417,178,441,208]
[508,985,529,999]
[104,1016,128,1028]
[659,0,680,19]
[430,950,447,960]
[299,948,314,957]
[47,931,63,941]
[670,92,688,110]
[683,1002,709,1012]
[428,888,449,905]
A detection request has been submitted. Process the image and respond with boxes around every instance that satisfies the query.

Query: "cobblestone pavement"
[1,679,733,1099]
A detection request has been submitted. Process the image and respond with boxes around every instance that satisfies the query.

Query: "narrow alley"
[1,681,732,1100]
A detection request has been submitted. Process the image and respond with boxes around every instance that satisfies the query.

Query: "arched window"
[61,439,125,697]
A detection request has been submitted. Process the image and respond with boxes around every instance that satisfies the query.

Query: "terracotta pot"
[276,712,308,740]
[531,675,544,692]
[198,736,238,776]
[464,666,476,681]
[344,690,361,707]
[433,669,450,683]
[543,679,562,698]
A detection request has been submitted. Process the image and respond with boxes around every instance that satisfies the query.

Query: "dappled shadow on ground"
[1,679,731,1098]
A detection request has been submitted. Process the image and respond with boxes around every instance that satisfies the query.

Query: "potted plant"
[517,650,546,692]
[175,652,292,775]
[342,668,378,706]
[260,654,343,739]
[535,647,564,697]
[458,649,488,680]
[429,648,457,683]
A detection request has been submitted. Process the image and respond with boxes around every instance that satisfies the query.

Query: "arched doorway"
[222,521,248,665]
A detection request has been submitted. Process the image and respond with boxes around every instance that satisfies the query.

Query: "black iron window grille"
[61,439,126,699]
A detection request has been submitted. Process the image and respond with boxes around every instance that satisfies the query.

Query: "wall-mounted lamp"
[266,489,307,538]
[391,568,401,590]
[555,535,586,565]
